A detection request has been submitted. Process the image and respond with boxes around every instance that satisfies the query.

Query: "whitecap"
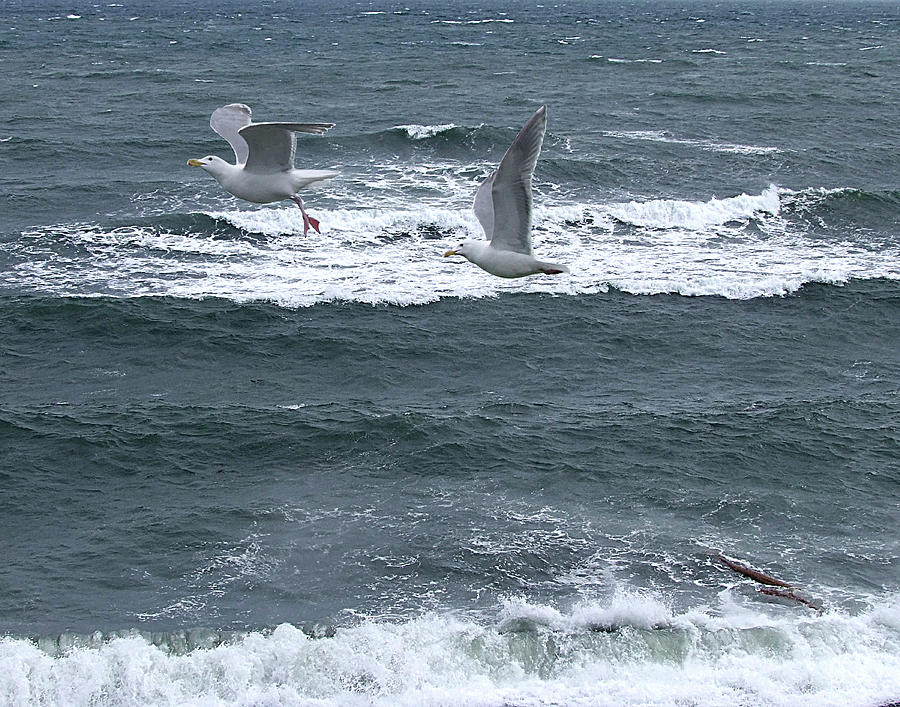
[603,129,781,155]
[604,57,664,64]
[3,595,898,706]
[5,187,898,306]
[607,185,781,229]
[395,123,458,139]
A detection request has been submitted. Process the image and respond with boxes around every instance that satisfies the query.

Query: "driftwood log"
[757,587,823,612]
[717,554,822,612]
[717,554,793,587]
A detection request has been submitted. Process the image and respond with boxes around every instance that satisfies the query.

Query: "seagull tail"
[292,170,340,189]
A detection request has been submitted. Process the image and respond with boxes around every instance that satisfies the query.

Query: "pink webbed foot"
[291,195,321,235]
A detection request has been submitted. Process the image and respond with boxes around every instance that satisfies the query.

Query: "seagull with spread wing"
[188,103,338,235]
[443,106,568,278]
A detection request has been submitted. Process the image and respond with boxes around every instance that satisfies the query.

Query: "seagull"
[187,103,338,235]
[443,106,568,278]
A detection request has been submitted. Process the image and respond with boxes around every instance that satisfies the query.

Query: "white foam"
[499,591,673,632]
[394,123,458,140]
[323,158,489,210]
[608,184,781,229]
[4,187,898,306]
[2,595,898,707]
[603,129,781,155]
[432,18,514,25]
[602,57,664,64]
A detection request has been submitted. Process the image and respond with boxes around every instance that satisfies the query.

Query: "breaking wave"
[393,123,461,140]
[608,184,781,228]
[1,186,897,306]
[2,594,898,706]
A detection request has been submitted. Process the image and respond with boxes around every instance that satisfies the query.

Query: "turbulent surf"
[1,1,898,705]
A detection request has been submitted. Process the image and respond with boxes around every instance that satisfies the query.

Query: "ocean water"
[1,1,899,705]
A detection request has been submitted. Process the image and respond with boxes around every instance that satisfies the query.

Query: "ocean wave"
[2,595,898,706]
[2,187,898,305]
[431,18,515,25]
[377,122,489,147]
[607,184,781,228]
[594,56,664,64]
[393,123,461,140]
[329,121,545,156]
[602,129,781,155]
[780,185,900,212]
[498,591,673,632]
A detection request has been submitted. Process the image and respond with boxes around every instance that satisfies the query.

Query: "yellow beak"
[187,158,204,167]
[444,249,458,257]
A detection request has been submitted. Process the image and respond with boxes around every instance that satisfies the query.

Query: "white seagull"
[188,103,338,234]
[444,105,568,277]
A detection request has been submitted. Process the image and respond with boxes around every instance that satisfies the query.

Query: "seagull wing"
[262,122,335,135]
[473,170,496,239]
[488,106,547,255]
[239,122,335,174]
[210,103,252,165]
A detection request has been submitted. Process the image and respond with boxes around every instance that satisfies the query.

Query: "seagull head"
[444,239,481,262]
[187,155,230,176]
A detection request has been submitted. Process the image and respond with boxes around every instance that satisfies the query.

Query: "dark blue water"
[1,2,898,705]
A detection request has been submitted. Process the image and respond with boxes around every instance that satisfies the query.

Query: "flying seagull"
[444,106,568,277]
[188,103,338,235]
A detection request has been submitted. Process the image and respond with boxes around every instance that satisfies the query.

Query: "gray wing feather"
[258,122,335,135]
[488,106,547,255]
[239,122,335,173]
[210,103,252,165]
[473,170,496,239]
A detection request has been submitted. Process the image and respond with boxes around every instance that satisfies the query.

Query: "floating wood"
[758,587,823,613]
[717,554,793,588]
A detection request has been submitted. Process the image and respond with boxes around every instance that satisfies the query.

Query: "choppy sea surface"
[1,1,898,705]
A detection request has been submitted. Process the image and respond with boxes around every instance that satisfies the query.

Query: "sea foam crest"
[2,595,899,707]
[608,184,781,229]
[603,129,781,155]
[599,56,664,64]
[394,124,459,140]
[499,591,673,632]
